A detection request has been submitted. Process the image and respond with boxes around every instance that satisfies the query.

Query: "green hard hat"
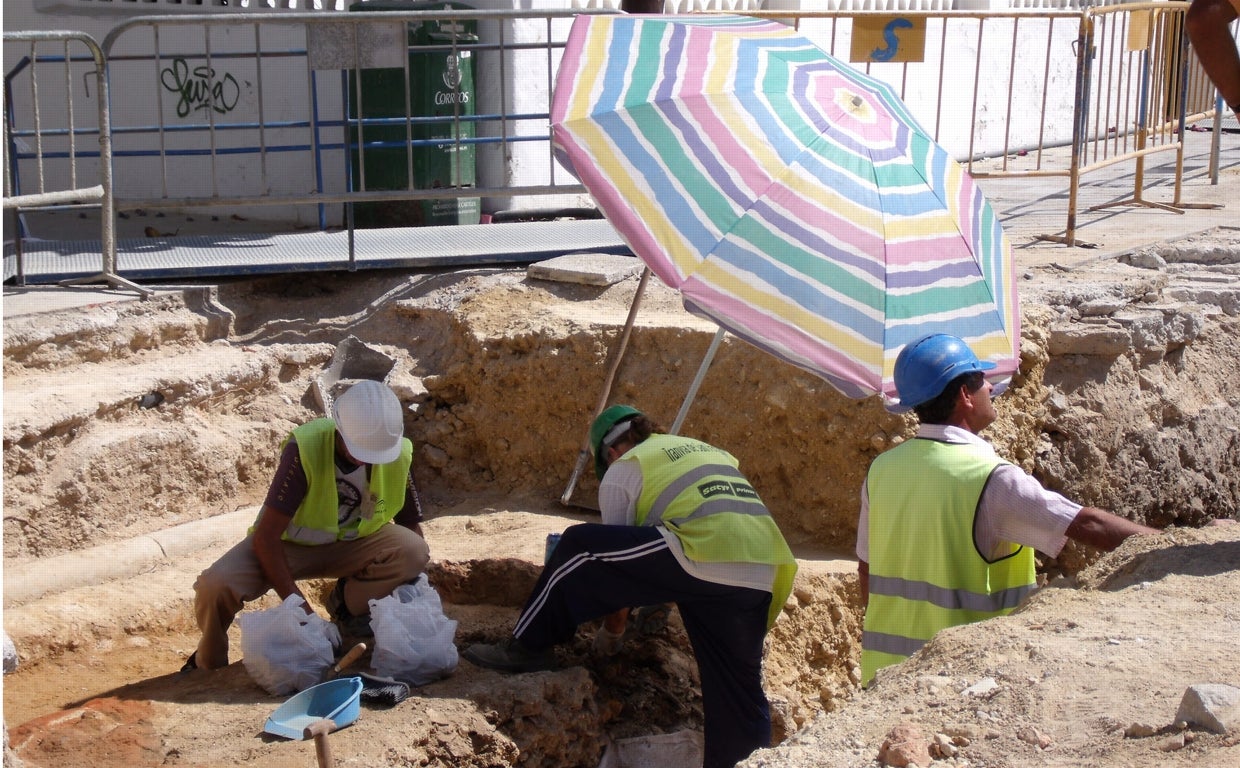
[590,404,642,480]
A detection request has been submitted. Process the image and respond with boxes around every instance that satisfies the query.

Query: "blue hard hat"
[893,334,996,409]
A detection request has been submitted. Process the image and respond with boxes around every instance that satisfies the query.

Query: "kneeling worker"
[463,406,798,768]
[858,334,1158,687]
[184,379,431,671]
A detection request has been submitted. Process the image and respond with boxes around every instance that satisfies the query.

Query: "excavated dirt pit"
[4,242,1240,766]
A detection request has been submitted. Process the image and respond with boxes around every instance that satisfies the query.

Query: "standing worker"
[857,334,1158,687]
[183,379,431,671]
[1187,0,1240,118]
[462,405,798,768]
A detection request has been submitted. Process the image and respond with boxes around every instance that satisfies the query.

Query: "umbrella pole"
[670,327,725,435]
[560,266,651,507]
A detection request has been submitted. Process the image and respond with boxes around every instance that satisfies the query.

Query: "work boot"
[327,578,374,639]
[461,637,557,673]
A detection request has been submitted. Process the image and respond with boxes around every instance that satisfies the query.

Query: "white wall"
[2,0,1090,223]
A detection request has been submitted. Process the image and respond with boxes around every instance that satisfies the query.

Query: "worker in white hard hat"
[857,334,1158,687]
[183,379,431,672]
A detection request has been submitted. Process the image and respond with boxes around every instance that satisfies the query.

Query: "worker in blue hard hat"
[463,404,798,768]
[857,333,1159,687]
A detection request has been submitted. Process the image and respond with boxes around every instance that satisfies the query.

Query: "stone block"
[527,253,642,286]
[1175,683,1240,734]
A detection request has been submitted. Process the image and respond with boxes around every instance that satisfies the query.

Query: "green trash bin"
[348,0,480,228]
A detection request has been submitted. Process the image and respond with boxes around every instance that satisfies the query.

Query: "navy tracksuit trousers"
[513,523,773,768]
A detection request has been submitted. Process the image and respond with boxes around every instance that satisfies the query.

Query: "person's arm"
[250,504,310,612]
[1064,506,1159,552]
[621,0,663,13]
[858,560,869,610]
[856,479,870,609]
[1187,0,1240,112]
[598,460,641,527]
[593,461,641,653]
[392,464,426,540]
[252,440,311,612]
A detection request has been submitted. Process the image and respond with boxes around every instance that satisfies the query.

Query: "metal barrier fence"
[2,31,150,294]
[3,5,1232,286]
[746,3,1221,246]
[93,9,600,225]
[1065,3,1222,242]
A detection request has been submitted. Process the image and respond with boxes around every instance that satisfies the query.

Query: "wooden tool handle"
[303,718,336,768]
[333,641,367,675]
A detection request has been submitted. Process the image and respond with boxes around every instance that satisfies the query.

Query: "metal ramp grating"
[3,219,631,284]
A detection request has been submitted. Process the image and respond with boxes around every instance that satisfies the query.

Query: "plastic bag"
[237,594,341,695]
[3,630,18,674]
[369,574,458,685]
[599,729,704,768]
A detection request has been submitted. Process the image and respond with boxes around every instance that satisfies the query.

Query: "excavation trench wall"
[5,257,1240,765]
[5,265,1240,566]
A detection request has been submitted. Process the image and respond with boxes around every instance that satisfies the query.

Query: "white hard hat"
[332,380,404,465]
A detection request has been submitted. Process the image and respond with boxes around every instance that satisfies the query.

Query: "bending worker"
[463,405,798,768]
[184,379,430,671]
[858,334,1158,687]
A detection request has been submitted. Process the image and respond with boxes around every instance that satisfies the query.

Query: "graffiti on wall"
[160,58,241,117]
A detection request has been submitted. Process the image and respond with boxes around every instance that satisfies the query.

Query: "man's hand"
[624,603,670,640]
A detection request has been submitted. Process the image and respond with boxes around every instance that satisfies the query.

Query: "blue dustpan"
[263,676,363,740]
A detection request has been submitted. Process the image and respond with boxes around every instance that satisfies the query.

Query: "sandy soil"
[4,233,1240,767]
[747,524,1240,768]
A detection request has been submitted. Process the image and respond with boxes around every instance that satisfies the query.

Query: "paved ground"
[973,122,1239,263]
[4,123,1237,320]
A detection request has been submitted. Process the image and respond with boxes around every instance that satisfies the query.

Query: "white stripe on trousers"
[513,536,669,637]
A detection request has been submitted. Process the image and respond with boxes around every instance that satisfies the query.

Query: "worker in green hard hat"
[857,333,1159,687]
[464,404,798,768]
[588,404,642,480]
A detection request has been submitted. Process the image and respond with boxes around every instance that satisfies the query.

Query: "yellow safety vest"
[625,434,797,629]
[250,418,413,545]
[861,438,1035,686]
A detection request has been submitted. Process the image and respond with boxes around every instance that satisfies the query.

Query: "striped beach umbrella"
[551,14,1019,410]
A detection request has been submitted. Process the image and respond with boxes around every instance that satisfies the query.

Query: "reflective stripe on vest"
[868,574,1035,614]
[283,524,338,545]
[623,434,798,630]
[251,418,412,546]
[627,435,752,529]
[861,438,1035,686]
[644,462,767,527]
[862,629,930,660]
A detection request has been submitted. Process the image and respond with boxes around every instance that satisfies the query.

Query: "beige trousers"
[192,524,430,669]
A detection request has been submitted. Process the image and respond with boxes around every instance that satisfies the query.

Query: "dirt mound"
[743,525,1240,768]
[4,251,1240,767]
